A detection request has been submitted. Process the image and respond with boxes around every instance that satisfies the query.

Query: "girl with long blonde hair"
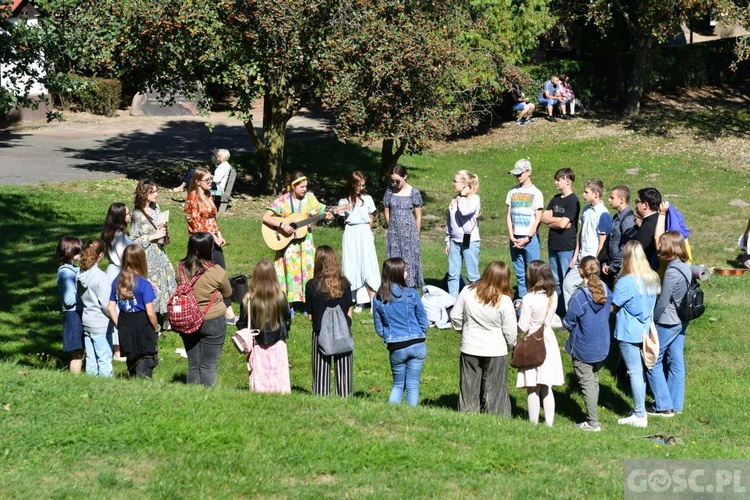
[242,259,291,393]
[613,240,660,427]
[445,169,481,298]
[646,231,692,416]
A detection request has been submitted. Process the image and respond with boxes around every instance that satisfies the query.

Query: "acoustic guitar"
[262,205,348,251]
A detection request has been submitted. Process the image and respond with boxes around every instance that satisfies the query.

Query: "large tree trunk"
[262,92,289,194]
[243,92,293,195]
[380,138,407,180]
[623,33,655,117]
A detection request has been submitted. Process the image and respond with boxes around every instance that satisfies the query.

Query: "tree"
[319,0,554,176]
[38,0,337,193]
[584,0,720,115]
[1,0,47,114]
[319,0,475,175]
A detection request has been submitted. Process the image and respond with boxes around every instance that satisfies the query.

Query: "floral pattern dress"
[384,187,424,289]
[131,204,177,314]
[268,192,325,303]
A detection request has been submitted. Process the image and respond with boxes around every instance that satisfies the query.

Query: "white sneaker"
[354,305,363,314]
[175,348,188,359]
[575,421,601,432]
[617,412,648,428]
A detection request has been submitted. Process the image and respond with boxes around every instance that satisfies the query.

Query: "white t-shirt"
[505,185,544,236]
[579,202,612,258]
[339,195,376,225]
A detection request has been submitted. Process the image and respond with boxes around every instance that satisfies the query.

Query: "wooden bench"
[217,167,237,213]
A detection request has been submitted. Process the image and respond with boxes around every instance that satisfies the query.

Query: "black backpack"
[675,270,705,322]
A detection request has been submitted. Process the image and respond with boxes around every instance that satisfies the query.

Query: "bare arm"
[262,208,293,237]
[414,207,422,232]
[384,207,390,227]
[541,210,572,230]
[528,209,543,237]
[506,205,515,242]
[654,201,668,250]
[145,302,159,332]
[107,301,119,327]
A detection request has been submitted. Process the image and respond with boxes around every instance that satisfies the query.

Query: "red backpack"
[168,264,220,334]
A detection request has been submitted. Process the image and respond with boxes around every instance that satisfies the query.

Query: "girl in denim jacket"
[373,258,429,406]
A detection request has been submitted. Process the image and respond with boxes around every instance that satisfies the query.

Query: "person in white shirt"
[562,179,612,307]
[450,261,517,416]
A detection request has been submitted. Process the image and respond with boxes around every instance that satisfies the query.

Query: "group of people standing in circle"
[56,151,240,384]
[452,158,694,430]
[55,152,695,430]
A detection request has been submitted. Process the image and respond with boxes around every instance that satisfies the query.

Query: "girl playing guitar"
[262,172,334,306]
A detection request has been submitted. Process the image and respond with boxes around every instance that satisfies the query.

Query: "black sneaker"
[646,405,675,417]
[560,114,569,120]
[546,116,557,123]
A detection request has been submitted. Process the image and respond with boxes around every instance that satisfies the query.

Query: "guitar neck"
[289,212,328,229]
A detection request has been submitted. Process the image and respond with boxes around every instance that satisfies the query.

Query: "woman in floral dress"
[183,167,238,324]
[383,165,424,289]
[131,178,176,315]
[262,171,333,306]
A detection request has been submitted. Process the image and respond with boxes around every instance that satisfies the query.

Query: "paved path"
[0,107,333,185]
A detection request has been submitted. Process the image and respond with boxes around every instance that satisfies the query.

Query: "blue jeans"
[646,323,686,412]
[84,330,113,378]
[510,235,540,298]
[549,249,574,296]
[447,240,481,298]
[618,340,646,417]
[388,342,427,406]
[549,249,574,314]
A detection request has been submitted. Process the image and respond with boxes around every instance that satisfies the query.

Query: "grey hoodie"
[77,266,112,334]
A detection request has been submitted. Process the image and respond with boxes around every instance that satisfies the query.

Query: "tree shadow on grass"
[585,85,750,141]
[0,191,101,367]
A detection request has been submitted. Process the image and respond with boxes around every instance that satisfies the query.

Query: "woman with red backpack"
[176,232,232,387]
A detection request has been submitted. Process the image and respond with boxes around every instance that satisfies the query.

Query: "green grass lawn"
[1,111,750,497]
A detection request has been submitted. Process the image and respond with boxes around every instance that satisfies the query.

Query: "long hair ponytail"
[579,256,607,304]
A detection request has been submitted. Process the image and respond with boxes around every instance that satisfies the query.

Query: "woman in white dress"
[339,171,381,312]
[516,260,565,426]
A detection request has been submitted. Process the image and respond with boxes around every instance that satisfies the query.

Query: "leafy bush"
[50,75,122,116]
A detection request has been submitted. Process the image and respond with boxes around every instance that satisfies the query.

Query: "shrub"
[51,75,122,116]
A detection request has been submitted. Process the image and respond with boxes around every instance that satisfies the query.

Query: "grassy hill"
[1,98,750,497]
